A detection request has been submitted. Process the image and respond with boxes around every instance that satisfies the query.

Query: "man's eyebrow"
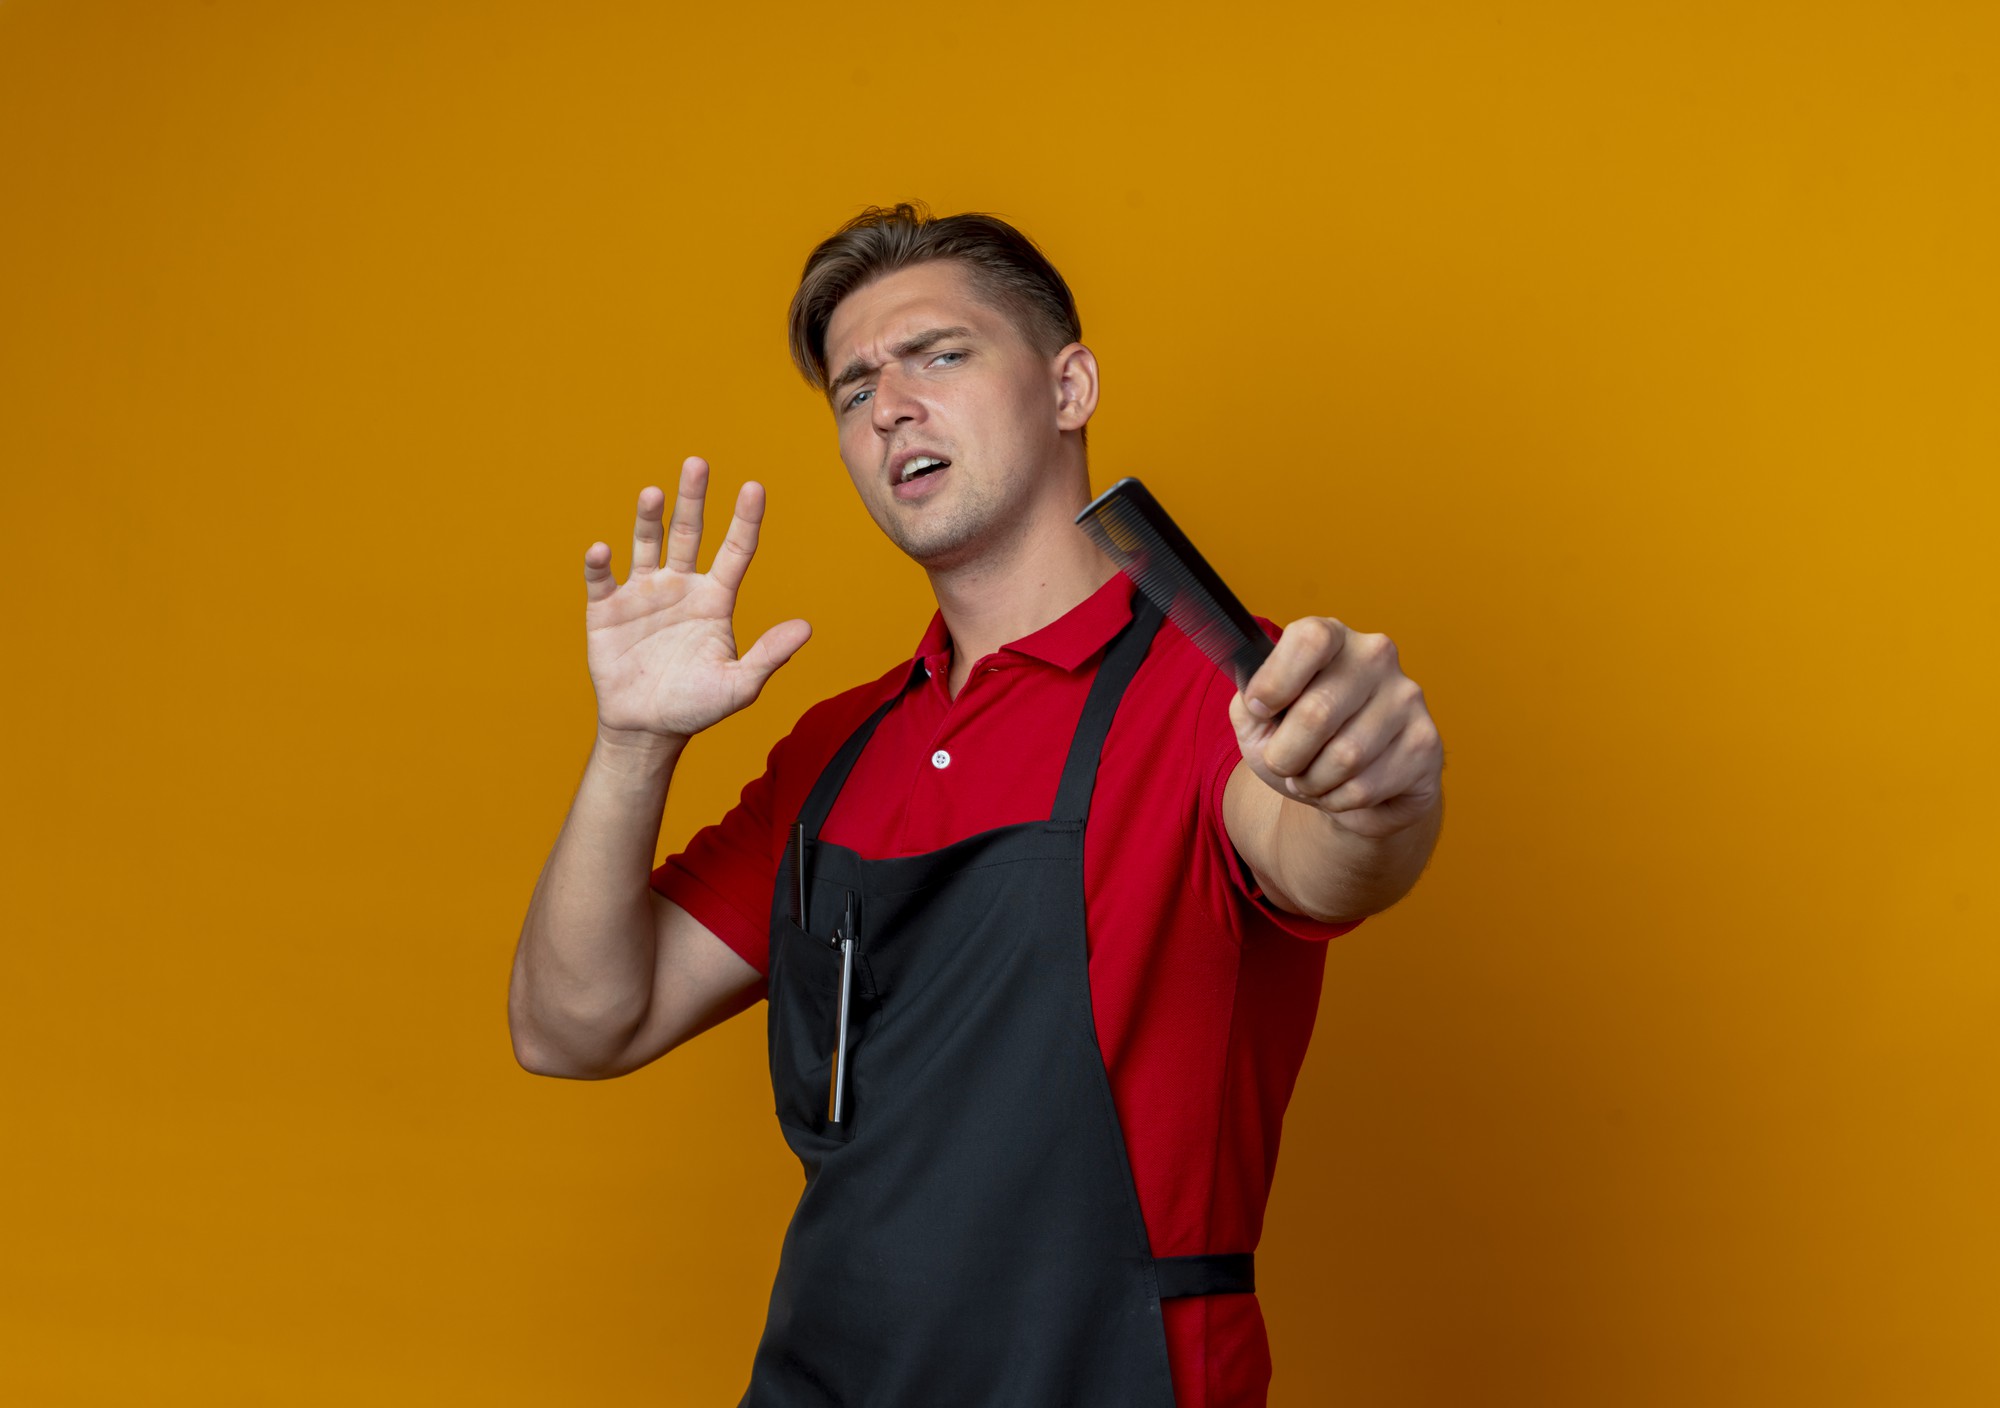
[825,326,976,403]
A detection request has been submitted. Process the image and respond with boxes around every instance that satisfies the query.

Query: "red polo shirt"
[651,571,1363,1408]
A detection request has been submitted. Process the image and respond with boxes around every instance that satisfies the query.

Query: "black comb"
[1074,476,1274,694]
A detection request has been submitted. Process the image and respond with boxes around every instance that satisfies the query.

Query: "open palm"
[583,456,811,742]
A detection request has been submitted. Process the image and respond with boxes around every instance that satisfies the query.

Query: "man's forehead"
[823,264,1001,354]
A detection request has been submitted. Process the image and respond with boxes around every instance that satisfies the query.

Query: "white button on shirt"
[931,749,951,769]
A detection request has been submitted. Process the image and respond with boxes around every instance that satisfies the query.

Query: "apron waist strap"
[1154,1252,1255,1299]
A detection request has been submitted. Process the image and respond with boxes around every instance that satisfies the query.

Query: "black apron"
[742,595,1254,1407]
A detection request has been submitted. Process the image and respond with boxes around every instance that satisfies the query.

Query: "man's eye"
[846,388,872,409]
[931,351,965,366]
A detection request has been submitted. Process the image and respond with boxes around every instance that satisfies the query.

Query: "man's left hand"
[1228,618,1443,840]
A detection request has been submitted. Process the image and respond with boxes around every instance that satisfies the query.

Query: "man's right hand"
[583,456,811,744]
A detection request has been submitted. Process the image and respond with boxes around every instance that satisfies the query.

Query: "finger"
[707,480,767,596]
[630,485,667,574]
[663,456,709,573]
[1243,617,1348,719]
[1254,672,1369,779]
[738,617,813,683]
[1281,684,1407,799]
[1313,722,1426,812]
[1229,688,1276,751]
[583,541,618,603]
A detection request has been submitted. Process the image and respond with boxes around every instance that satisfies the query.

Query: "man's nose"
[870,366,924,431]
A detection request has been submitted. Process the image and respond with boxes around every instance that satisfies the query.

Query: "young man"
[510,203,1444,1407]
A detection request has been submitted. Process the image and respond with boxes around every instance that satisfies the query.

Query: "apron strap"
[1049,591,1165,824]
[799,587,1165,839]
[1155,1252,1256,1299]
[796,657,926,840]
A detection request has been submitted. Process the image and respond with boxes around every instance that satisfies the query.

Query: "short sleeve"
[1191,619,1365,944]
[650,734,786,978]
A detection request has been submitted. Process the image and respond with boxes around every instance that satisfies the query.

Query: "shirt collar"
[912,571,1138,676]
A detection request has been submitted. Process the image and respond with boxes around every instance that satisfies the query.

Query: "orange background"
[3,2,1995,1403]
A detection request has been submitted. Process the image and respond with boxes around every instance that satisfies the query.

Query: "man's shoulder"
[1119,603,1284,703]
[770,652,916,764]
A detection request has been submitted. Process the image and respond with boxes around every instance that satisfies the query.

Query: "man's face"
[821,260,1080,570]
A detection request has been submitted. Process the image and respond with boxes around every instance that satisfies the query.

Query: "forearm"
[1265,788,1443,924]
[509,726,688,1073]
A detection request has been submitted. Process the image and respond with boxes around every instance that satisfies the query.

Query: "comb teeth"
[1075,478,1273,692]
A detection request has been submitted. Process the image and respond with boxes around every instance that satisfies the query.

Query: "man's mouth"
[896,455,951,484]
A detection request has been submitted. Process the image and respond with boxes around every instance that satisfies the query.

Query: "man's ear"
[1052,343,1099,431]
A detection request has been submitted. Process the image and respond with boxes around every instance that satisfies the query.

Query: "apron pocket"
[769,918,861,1142]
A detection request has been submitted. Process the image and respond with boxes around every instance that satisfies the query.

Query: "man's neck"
[927,493,1119,701]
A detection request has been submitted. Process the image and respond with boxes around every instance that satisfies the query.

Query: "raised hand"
[582,456,811,743]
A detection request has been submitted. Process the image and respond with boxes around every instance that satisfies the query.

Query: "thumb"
[738,618,813,684]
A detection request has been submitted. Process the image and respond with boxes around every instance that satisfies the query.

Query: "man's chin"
[890,519,988,572]
[868,484,1013,570]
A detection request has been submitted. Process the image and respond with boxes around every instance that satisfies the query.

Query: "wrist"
[593,722,689,773]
